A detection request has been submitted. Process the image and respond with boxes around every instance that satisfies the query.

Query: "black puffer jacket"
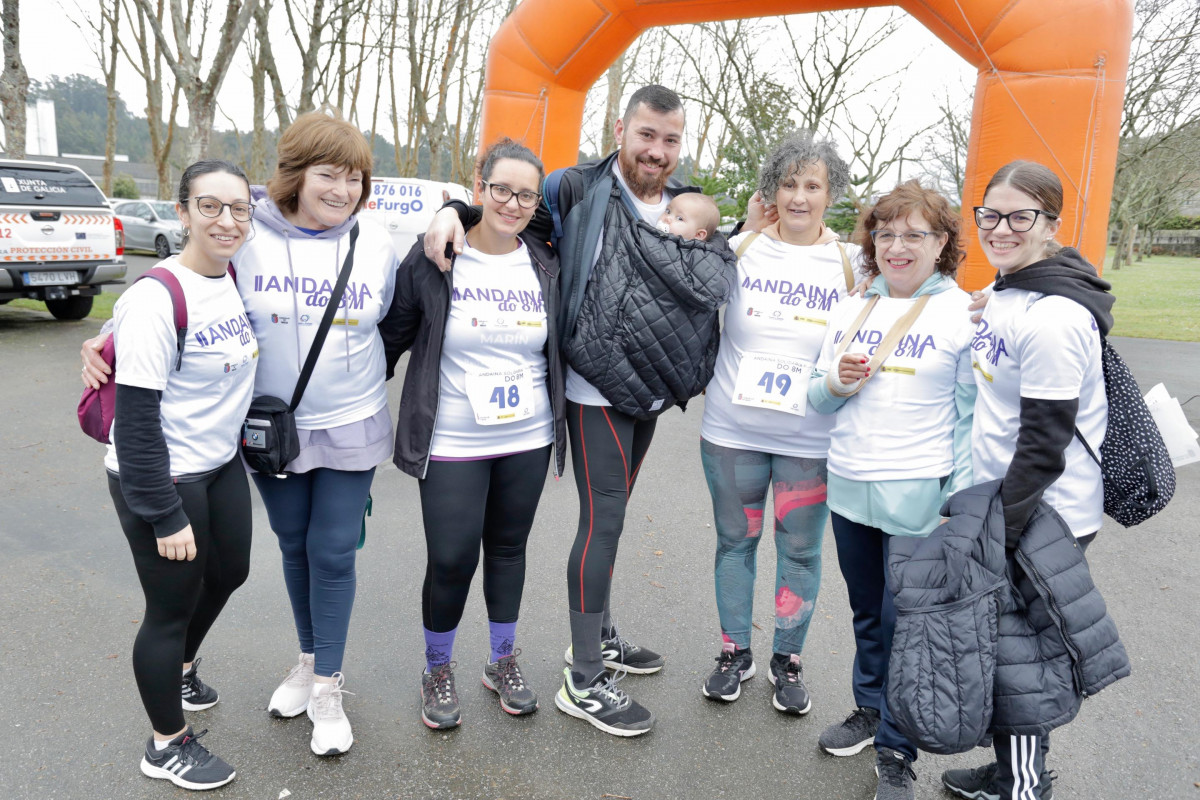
[564,181,735,419]
[887,479,1130,751]
[378,230,567,480]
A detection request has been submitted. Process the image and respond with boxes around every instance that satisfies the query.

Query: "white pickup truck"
[0,160,126,319]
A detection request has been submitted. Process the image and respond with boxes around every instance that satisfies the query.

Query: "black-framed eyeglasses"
[481,181,541,209]
[973,206,1055,232]
[192,196,255,222]
[869,229,935,247]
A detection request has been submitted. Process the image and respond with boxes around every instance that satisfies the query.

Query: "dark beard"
[618,149,670,200]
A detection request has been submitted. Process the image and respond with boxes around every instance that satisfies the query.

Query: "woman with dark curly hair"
[807,180,977,800]
[698,130,856,716]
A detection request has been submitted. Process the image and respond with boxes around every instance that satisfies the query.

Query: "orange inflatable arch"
[479,0,1132,288]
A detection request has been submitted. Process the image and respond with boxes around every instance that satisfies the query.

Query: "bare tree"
[781,9,904,135]
[840,97,936,211]
[599,54,625,156]
[119,0,182,198]
[919,90,970,200]
[132,0,259,161]
[0,0,29,157]
[253,0,291,133]
[405,0,470,180]
[73,0,123,193]
[1109,0,1200,268]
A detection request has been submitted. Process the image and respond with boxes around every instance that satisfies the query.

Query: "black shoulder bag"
[242,223,360,476]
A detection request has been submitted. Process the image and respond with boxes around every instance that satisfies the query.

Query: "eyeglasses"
[869,229,935,247]
[973,206,1056,232]
[481,181,541,209]
[192,196,255,222]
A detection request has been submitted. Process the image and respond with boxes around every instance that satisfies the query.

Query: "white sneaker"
[268,653,314,718]
[307,673,354,756]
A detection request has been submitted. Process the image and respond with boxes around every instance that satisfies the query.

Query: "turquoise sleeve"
[949,380,977,494]
[808,368,849,415]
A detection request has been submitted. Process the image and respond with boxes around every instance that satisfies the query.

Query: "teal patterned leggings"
[701,439,829,656]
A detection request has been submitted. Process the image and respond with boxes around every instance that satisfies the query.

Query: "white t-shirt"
[565,160,671,407]
[430,240,554,458]
[701,232,859,457]
[971,288,1107,536]
[234,218,397,429]
[817,286,976,481]
[105,258,258,476]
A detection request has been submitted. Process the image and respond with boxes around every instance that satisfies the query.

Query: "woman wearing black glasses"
[104,160,256,790]
[808,180,977,800]
[380,138,565,729]
[940,161,1113,800]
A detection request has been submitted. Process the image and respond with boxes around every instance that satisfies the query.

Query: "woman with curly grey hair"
[698,130,858,718]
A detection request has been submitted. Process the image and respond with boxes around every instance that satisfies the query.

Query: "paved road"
[109,252,159,294]
[1,308,1197,800]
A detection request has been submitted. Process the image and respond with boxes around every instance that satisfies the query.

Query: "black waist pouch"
[242,395,300,476]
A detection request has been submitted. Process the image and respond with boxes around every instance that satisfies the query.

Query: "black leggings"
[566,402,657,614]
[419,446,552,632]
[109,456,252,734]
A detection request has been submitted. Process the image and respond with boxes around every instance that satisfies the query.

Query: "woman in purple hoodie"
[84,112,400,758]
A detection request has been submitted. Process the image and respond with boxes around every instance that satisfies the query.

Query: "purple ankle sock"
[423,626,457,672]
[489,620,517,663]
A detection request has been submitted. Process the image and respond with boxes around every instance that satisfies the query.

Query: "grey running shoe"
[564,633,665,674]
[554,668,654,737]
[140,727,235,791]
[482,651,539,715]
[768,652,812,715]
[819,706,881,756]
[875,747,916,800]
[181,657,218,712]
[701,642,756,701]
[941,762,1056,800]
[421,662,461,730]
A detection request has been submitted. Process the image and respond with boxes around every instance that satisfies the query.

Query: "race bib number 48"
[731,351,812,417]
[464,366,536,425]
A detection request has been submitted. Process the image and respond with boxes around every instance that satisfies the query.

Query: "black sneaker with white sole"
[140,727,235,791]
[701,643,756,701]
[554,668,654,736]
[941,762,1056,800]
[181,657,218,712]
[818,706,881,756]
[564,634,664,675]
[768,653,812,715]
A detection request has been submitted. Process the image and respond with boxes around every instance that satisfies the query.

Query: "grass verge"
[8,292,117,321]
[1104,252,1199,341]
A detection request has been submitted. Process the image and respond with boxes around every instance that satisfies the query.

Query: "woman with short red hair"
[809,180,977,800]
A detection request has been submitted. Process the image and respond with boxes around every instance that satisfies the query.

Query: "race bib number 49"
[464,366,536,425]
[731,351,812,416]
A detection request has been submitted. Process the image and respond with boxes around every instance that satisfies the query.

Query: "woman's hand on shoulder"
[81,333,111,389]
[968,289,990,324]
[425,206,464,272]
[157,524,197,561]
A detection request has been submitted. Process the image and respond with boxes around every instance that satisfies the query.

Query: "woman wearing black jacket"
[379,138,565,729]
[942,160,1113,800]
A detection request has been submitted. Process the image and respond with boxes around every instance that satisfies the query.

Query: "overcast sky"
[24,1,975,167]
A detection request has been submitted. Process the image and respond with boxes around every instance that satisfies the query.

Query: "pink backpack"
[77,267,203,443]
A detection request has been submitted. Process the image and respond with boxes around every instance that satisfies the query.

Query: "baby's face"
[657,199,708,240]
